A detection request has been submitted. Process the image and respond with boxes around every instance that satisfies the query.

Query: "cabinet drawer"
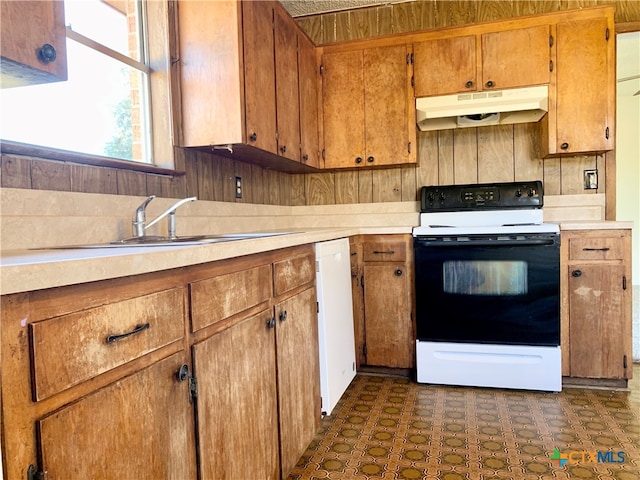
[568,236,625,261]
[29,288,185,401]
[274,252,315,296]
[363,238,407,262]
[190,264,272,332]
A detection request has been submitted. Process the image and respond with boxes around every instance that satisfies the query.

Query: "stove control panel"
[420,181,543,212]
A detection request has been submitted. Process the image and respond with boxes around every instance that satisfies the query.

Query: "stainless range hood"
[416,85,549,131]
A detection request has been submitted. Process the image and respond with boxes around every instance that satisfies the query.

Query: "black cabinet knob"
[465,80,474,88]
[266,318,276,329]
[355,157,363,164]
[279,311,288,322]
[560,142,569,150]
[249,132,257,142]
[302,154,309,162]
[38,43,57,63]
[572,270,582,277]
[395,269,403,276]
[176,364,189,382]
[485,80,495,88]
[367,156,374,163]
[280,145,287,154]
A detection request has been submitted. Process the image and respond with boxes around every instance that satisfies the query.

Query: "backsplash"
[0,188,604,251]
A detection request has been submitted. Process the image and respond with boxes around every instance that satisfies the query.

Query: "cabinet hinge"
[189,375,198,400]
[411,76,415,87]
[321,148,325,160]
[606,28,610,41]
[623,355,628,369]
[549,60,553,72]
[549,34,554,48]
[27,465,47,480]
[319,64,324,75]
[605,126,610,140]
[408,142,412,154]
[623,276,627,290]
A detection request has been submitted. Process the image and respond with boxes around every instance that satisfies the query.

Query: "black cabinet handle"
[106,322,150,344]
[355,157,363,164]
[571,270,582,278]
[279,311,288,322]
[465,80,474,88]
[395,269,403,276]
[560,142,569,150]
[266,318,276,329]
[485,80,495,88]
[367,156,375,163]
[38,43,57,63]
[176,364,190,382]
[583,247,610,252]
[249,132,257,142]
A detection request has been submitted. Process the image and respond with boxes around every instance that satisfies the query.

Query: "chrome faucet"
[132,195,197,239]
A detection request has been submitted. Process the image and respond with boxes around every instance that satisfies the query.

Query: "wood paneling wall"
[1,0,638,207]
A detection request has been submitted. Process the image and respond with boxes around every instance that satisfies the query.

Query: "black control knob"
[439,192,446,201]
[528,189,535,197]
[515,189,522,197]
[427,192,436,202]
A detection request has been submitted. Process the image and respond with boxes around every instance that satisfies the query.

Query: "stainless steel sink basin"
[35,232,296,249]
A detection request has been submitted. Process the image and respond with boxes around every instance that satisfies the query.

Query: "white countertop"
[0,227,411,295]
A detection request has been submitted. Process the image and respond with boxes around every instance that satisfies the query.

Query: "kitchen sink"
[35,232,297,249]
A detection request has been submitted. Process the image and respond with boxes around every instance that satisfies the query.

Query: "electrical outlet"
[584,169,598,190]
[235,176,243,198]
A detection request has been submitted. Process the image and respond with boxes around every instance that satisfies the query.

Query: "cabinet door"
[363,263,414,368]
[413,36,476,96]
[481,25,550,90]
[322,50,365,168]
[37,352,196,479]
[568,264,627,379]
[275,287,321,478]
[0,1,67,88]
[363,44,415,166]
[274,6,301,161]
[193,310,280,480]
[243,0,277,153]
[554,17,612,154]
[298,32,320,168]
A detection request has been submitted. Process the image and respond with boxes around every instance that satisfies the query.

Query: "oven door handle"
[414,238,557,247]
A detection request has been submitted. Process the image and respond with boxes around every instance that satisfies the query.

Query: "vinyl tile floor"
[287,365,640,480]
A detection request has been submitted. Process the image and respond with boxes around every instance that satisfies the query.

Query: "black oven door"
[414,233,560,346]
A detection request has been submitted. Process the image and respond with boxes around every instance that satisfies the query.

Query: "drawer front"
[569,236,625,261]
[363,238,407,262]
[274,253,315,297]
[190,264,272,332]
[30,288,185,401]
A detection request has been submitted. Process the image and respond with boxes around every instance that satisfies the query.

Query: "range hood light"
[416,85,549,131]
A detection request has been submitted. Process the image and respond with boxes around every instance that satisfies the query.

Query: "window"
[0,0,174,169]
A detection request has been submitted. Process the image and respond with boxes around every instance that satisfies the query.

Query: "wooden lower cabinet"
[193,309,280,479]
[0,245,321,480]
[561,229,632,381]
[351,235,415,369]
[37,351,196,479]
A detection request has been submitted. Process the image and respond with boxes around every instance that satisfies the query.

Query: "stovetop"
[414,181,559,236]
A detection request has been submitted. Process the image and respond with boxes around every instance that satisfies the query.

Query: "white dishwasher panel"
[315,238,356,416]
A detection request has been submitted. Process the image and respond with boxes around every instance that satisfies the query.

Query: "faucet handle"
[133,195,156,237]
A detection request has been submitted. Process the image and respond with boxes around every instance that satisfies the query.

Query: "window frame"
[0,0,181,175]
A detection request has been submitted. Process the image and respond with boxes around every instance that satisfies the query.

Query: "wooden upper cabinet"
[413,36,476,97]
[243,0,277,154]
[274,5,300,161]
[1,1,68,88]
[322,50,365,168]
[545,16,614,156]
[414,26,549,97]
[322,45,415,169]
[298,32,320,168]
[481,25,550,90]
